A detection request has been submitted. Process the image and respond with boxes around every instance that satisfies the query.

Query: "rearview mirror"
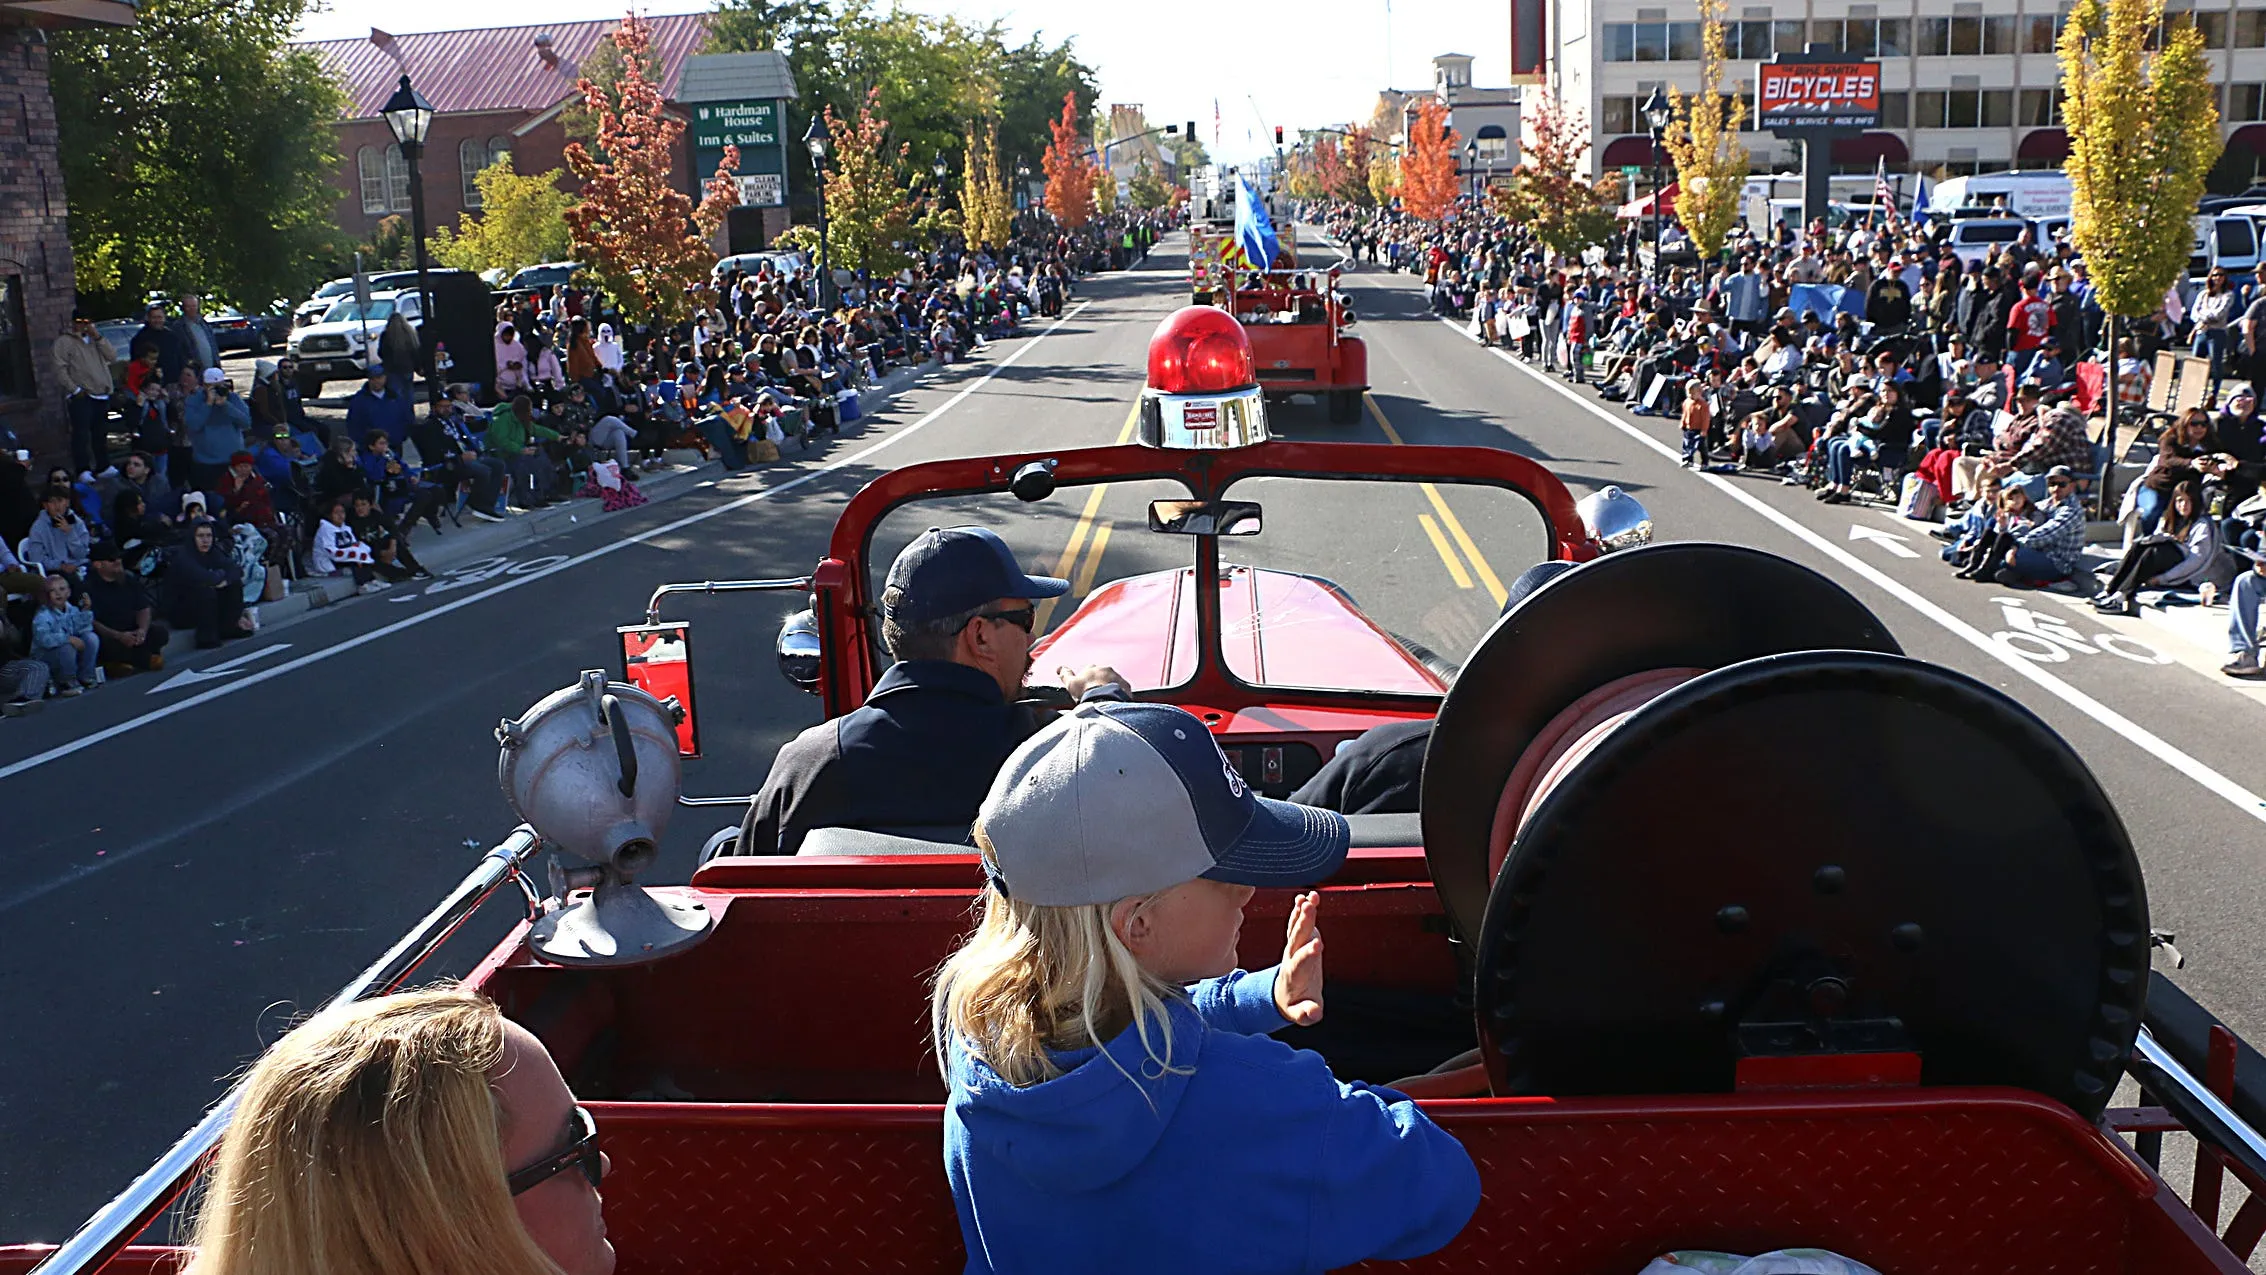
[777,609,821,694]
[1148,499,1264,537]
[617,622,700,757]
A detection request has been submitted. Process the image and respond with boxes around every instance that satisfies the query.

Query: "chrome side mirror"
[777,609,821,693]
[1577,486,1653,553]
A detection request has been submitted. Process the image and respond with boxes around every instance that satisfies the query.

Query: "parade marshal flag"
[1235,177,1281,273]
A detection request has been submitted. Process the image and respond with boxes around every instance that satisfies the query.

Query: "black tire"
[1328,390,1362,424]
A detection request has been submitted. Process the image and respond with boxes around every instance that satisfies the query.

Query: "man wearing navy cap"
[343,361,414,453]
[732,526,1129,856]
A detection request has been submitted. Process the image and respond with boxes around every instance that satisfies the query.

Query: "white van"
[1943,216,2031,266]
[2189,214,2261,280]
[1930,171,2073,220]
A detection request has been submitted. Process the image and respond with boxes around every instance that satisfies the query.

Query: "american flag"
[1873,157,1898,225]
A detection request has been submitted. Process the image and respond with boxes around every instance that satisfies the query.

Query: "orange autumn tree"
[1398,99,1462,221]
[1041,90,1096,228]
[563,13,738,327]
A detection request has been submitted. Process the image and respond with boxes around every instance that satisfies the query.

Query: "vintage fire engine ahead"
[12,309,2266,1275]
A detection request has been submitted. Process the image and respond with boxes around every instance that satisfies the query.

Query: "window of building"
[1668,21,1702,59]
[2240,9,2266,46]
[1982,15,2017,52]
[1951,15,1982,54]
[1981,89,2013,126]
[1775,19,1808,52]
[1605,22,1636,61]
[1734,20,1768,58]
[0,273,30,403]
[1917,17,1947,55]
[1880,90,1910,129]
[2232,83,2266,123]
[384,145,412,213]
[358,145,388,215]
[1844,18,1878,56]
[1811,18,1843,51]
[1633,21,1668,60]
[1879,18,1910,55]
[2024,13,2059,52]
[1476,125,1510,162]
[460,136,512,208]
[2193,10,2228,47]
[1602,95,1634,133]
[1947,87,1981,128]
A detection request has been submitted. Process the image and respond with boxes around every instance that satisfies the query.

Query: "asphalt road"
[6,230,2264,1244]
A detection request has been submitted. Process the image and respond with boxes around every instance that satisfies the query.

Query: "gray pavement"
[6,231,2265,1248]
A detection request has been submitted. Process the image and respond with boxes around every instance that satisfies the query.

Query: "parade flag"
[1235,176,1281,273]
[1872,157,1897,225]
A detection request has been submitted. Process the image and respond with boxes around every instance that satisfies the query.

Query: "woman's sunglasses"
[507,1105,603,1196]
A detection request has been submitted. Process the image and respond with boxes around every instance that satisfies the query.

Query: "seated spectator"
[178,985,614,1275]
[0,609,46,714]
[108,490,175,574]
[2221,547,2266,678]
[84,541,166,674]
[1953,465,2086,586]
[164,519,250,648]
[488,394,563,509]
[311,497,380,591]
[413,401,508,524]
[100,451,178,523]
[1938,473,2006,557]
[360,430,446,532]
[2094,479,2220,614]
[24,484,91,576]
[31,567,100,695]
[347,491,430,582]
[217,451,278,536]
[2135,408,2216,534]
[313,432,370,513]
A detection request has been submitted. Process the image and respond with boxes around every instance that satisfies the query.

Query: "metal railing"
[643,577,811,625]
[31,827,546,1275]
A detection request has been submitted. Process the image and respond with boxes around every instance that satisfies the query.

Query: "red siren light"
[1146,305,1255,395]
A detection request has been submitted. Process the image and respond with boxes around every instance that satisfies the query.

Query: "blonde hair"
[931,834,1188,1089]
[184,985,561,1275]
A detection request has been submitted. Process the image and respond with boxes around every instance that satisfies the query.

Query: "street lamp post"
[1642,86,1672,288]
[802,114,832,311]
[379,74,439,409]
[1464,140,1478,201]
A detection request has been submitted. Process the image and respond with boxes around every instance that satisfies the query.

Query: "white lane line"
[0,302,1095,783]
[1424,311,2266,827]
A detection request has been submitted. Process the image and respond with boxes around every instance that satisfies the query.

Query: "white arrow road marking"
[1848,523,1921,558]
[147,644,294,694]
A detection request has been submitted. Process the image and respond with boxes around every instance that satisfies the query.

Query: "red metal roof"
[297,12,711,121]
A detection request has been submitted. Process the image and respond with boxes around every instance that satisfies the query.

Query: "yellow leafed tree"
[961,118,1015,250]
[1662,0,1749,262]
[2058,0,2221,320]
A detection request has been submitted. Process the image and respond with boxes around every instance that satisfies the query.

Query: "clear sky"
[291,0,1509,163]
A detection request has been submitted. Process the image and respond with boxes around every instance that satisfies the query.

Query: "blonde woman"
[932,700,1479,1275]
[185,986,612,1275]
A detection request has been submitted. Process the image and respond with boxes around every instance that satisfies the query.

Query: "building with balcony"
[1526,0,2266,188]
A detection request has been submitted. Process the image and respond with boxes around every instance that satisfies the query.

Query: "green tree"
[51,0,346,312]
[1662,0,1751,261]
[430,158,576,276]
[2059,0,2221,503]
[784,88,919,276]
[1129,155,1171,210]
[963,118,1015,248]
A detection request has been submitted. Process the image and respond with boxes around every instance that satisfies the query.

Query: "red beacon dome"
[1146,305,1255,395]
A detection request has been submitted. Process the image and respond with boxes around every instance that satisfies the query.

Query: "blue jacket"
[944,967,1480,1275]
[183,390,251,466]
[31,602,93,653]
[344,382,415,451]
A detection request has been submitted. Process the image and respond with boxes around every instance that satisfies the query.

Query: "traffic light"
[1186,121,1197,144]
[1274,126,1284,147]
[1165,123,1179,135]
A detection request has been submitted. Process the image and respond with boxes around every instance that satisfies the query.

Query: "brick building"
[0,0,137,464]
[294,14,711,246]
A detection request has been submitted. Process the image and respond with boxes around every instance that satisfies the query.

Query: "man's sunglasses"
[507,1105,603,1196]
[970,606,1036,633]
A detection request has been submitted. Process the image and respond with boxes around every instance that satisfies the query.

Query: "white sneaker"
[358,580,393,595]
[243,607,261,633]
[57,683,83,697]
[470,508,506,523]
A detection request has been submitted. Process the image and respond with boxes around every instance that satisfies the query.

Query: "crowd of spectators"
[1321,194,2266,672]
[0,210,1175,716]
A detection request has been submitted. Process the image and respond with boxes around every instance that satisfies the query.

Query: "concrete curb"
[154,355,940,658]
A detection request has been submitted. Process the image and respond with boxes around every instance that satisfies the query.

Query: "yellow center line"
[1418,514,1474,590]
[1071,521,1114,600]
[1036,399,1141,632]
[1365,392,1509,606]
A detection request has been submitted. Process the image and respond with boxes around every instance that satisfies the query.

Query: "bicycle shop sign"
[1757,59,1881,131]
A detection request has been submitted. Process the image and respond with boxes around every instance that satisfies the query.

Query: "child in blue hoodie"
[932,700,1480,1275]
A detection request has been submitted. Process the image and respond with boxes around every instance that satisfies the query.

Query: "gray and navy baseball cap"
[977,701,1351,906]
[883,526,1068,626]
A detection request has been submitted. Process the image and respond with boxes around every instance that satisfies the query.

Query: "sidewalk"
[159,354,939,661]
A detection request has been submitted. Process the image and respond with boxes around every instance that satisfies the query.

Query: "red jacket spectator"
[219,453,277,531]
[2008,285,2052,354]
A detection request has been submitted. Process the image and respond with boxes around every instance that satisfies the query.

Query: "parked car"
[93,318,141,384]
[208,304,290,355]
[713,250,807,282]
[1942,216,2030,267]
[288,291,416,394]
[294,277,356,329]
[504,261,583,291]
[285,268,499,398]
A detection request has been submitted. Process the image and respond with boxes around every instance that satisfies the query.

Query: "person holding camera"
[183,367,250,492]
